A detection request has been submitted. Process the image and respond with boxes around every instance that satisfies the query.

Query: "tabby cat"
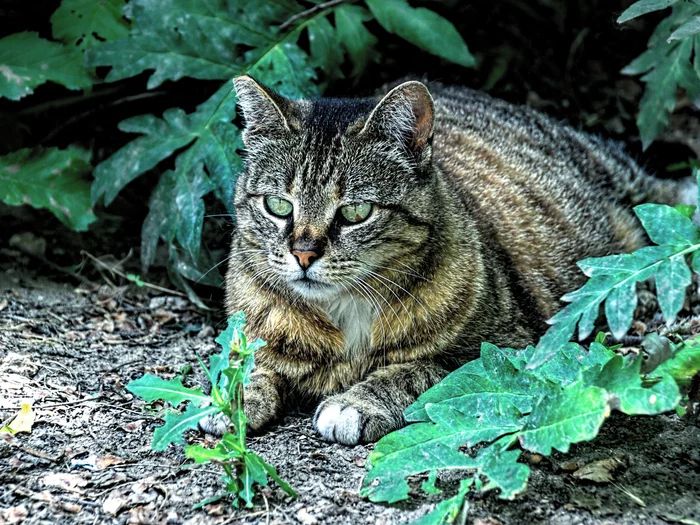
[220,75,692,445]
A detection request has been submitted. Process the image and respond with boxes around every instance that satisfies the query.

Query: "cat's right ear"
[233,76,297,144]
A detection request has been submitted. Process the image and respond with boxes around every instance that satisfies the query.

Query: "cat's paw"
[198,412,228,436]
[313,394,396,445]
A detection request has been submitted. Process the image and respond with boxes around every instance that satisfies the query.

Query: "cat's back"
[429,84,648,317]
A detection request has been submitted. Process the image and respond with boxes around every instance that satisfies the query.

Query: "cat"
[218,75,693,445]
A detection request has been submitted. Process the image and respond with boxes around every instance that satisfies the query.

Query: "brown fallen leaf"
[0,504,28,524]
[121,420,145,433]
[573,457,625,483]
[42,472,88,491]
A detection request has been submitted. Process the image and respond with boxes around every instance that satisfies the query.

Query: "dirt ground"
[0,252,699,525]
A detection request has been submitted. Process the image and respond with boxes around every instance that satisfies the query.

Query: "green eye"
[340,203,373,224]
[265,196,293,217]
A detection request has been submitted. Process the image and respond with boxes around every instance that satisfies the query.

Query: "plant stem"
[279,0,347,31]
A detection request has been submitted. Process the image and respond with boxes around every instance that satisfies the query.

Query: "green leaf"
[518,382,609,455]
[406,344,548,422]
[655,338,700,385]
[604,280,637,341]
[617,0,680,23]
[420,471,442,496]
[307,16,344,80]
[669,14,700,41]
[634,203,700,246]
[258,453,297,497]
[412,479,471,525]
[152,404,220,451]
[476,438,529,499]
[240,452,269,507]
[593,356,680,414]
[185,441,241,463]
[335,5,377,75]
[126,373,211,405]
[365,0,475,68]
[0,146,96,231]
[51,0,130,49]
[674,204,696,218]
[0,32,92,101]
[656,256,693,324]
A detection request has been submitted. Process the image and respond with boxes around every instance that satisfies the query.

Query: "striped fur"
[222,76,688,444]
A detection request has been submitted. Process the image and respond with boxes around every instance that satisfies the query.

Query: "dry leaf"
[42,472,88,491]
[573,457,625,483]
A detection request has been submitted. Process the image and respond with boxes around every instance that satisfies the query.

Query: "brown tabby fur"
[222,76,689,445]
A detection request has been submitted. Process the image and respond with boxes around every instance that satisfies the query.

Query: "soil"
[1,253,699,525]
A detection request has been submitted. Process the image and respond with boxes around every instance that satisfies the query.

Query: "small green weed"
[126,312,295,508]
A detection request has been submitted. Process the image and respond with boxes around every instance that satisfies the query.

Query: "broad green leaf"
[307,16,344,80]
[365,0,474,68]
[152,404,220,451]
[476,438,529,499]
[656,256,692,324]
[335,5,377,75]
[668,15,700,41]
[518,382,609,455]
[126,373,211,404]
[85,0,267,88]
[362,415,478,503]
[406,344,547,422]
[412,479,471,525]
[593,355,680,414]
[531,342,612,386]
[0,32,92,101]
[674,204,697,218]
[635,203,700,246]
[617,0,680,23]
[420,471,442,496]
[51,0,130,49]
[0,146,96,231]
[605,280,637,341]
[655,338,700,385]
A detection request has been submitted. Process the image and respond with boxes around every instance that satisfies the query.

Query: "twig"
[81,250,188,298]
[279,0,346,31]
[5,395,104,412]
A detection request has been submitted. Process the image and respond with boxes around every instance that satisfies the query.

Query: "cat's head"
[232,76,439,302]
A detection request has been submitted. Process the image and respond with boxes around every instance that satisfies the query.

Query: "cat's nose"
[292,250,319,270]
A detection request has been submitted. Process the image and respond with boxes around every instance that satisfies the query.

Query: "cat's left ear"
[233,75,299,145]
[361,81,435,163]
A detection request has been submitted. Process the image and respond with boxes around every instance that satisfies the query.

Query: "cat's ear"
[233,75,298,143]
[361,81,435,159]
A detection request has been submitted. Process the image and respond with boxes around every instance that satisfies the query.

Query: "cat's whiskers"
[346,278,387,352]
[363,269,431,319]
[355,277,401,343]
[360,270,412,335]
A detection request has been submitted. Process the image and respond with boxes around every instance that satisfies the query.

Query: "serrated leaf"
[307,16,344,81]
[335,5,377,75]
[126,373,211,404]
[476,438,529,499]
[240,452,269,507]
[406,344,550,422]
[617,0,680,23]
[258,453,296,497]
[412,479,471,525]
[0,146,96,231]
[635,203,700,246]
[518,382,609,455]
[668,14,700,41]
[51,0,130,49]
[656,256,693,324]
[593,355,680,414]
[655,337,700,385]
[605,280,638,341]
[365,0,474,68]
[185,441,241,463]
[0,32,92,101]
[152,404,220,451]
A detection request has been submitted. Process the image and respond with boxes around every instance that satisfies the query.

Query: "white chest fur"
[321,295,374,355]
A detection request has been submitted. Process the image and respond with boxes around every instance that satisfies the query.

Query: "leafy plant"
[528,169,700,368]
[362,335,700,524]
[0,146,96,231]
[126,312,295,508]
[618,0,700,149]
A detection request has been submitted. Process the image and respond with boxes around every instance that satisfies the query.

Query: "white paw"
[313,403,362,445]
[198,412,228,436]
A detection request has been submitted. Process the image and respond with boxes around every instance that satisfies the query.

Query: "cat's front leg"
[313,361,447,445]
[199,368,284,435]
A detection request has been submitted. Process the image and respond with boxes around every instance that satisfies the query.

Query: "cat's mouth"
[289,276,337,300]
